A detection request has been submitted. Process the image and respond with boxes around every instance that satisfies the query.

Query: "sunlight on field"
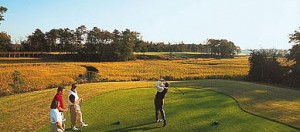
[173,80,300,130]
[0,63,85,94]
[39,88,295,131]
[0,81,154,132]
[0,57,249,93]
[1,80,299,131]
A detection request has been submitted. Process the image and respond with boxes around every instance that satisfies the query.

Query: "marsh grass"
[0,57,249,94]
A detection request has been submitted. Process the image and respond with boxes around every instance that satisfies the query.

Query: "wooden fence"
[0,52,76,58]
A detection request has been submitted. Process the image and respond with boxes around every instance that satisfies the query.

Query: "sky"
[0,0,300,49]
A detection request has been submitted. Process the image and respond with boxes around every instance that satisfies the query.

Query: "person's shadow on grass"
[64,128,82,131]
[106,121,161,132]
[64,128,72,131]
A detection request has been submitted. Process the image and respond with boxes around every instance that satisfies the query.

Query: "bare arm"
[156,81,165,92]
[75,98,83,104]
[57,121,64,131]
[58,107,67,112]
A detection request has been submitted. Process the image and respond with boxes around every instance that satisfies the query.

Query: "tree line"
[0,6,240,61]
[0,26,240,61]
[248,27,300,87]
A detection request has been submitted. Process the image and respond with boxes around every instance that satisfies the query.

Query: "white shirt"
[68,90,79,105]
[50,109,62,124]
[155,80,165,92]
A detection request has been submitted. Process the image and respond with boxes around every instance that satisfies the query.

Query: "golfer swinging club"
[154,78,169,127]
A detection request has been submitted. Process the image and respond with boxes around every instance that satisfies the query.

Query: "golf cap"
[57,86,65,91]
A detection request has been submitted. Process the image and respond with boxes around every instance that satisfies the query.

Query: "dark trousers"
[154,98,165,121]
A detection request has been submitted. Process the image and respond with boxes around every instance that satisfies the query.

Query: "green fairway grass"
[2,80,300,131]
[40,88,296,132]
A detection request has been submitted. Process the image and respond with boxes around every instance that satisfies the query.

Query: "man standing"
[53,86,67,128]
[68,83,88,131]
[154,78,169,127]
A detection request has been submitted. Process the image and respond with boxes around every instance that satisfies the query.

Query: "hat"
[57,86,65,91]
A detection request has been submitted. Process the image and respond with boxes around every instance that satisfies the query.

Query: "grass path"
[1,80,300,131]
[40,88,295,131]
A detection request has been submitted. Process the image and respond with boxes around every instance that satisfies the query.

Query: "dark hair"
[165,82,170,87]
[71,83,77,89]
[57,86,65,93]
[50,99,59,109]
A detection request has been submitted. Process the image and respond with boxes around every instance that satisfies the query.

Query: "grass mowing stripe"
[3,80,299,131]
[199,87,300,130]
[40,88,296,131]
[171,80,300,129]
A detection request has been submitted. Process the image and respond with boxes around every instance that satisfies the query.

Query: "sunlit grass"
[1,80,300,131]
[0,57,249,93]
[40,88,296,131]
[0,81,154,132]
[172,80,300,129]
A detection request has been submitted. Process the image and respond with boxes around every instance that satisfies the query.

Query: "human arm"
[57,121,64,131]
[155,81,165,92]
[164,81,169,89]
[75,98,83,104]
[58,107,67,112]
[54,95,67,112]
[69,94,82,105]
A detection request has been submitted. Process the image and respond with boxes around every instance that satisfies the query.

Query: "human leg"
[155,99,163,122]
[76,104,88,127]
[69,105,78,130]
[161,100,166,127]
[50,123,63,132]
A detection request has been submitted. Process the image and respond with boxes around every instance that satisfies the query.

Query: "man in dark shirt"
[154,81,169,127]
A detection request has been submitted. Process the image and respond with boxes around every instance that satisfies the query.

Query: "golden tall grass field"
[0,57,249,93]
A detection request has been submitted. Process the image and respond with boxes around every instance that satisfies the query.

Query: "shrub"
[9,71,25,93]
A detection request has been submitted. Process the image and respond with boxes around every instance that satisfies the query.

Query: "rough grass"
[0,63,85,94]
[0,57,249,94]
[1,80,300,131]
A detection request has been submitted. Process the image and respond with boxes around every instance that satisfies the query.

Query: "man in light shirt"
[50,99,64,132]
[154,78,169,127]
[68,83,88,131]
